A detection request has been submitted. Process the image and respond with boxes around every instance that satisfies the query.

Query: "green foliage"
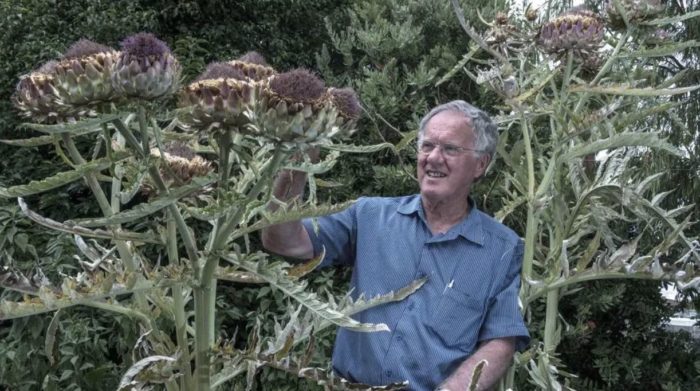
[559,281,700,391]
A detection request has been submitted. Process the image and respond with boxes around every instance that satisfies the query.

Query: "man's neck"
[421,195,470,235]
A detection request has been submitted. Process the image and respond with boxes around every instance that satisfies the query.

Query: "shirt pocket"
[428,288,485,350]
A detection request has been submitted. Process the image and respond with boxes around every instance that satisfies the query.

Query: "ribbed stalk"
[60,134,148,311]
[167,214,194,390]
[543,289,560,354]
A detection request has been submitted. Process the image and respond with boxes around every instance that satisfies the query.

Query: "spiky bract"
[13,71,62,123]
[179,78,261,132]
[539,8,604,54]
[227,52,276,81]
[52,40,119,107]
[112,33,181,99]
[142,143,213,197]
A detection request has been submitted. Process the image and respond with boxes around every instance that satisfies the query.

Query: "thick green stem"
[543,289,560,354]
[60,135,143,299]
[194,285,214,391]
[212,147,288,248]
[168,214,194,390]
[520,115,537,288]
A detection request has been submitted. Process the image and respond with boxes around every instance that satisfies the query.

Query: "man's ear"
[476,153,491,178]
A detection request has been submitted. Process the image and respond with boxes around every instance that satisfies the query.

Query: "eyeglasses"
[417,139,484,157]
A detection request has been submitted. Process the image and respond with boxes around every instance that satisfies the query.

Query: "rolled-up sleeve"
[478,241,530,351]
[302,201,358,268]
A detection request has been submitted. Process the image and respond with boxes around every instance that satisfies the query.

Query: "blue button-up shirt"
[302,195,529,391]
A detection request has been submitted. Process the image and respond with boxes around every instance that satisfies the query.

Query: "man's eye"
[443,145,460,155]
[421,142,436,152]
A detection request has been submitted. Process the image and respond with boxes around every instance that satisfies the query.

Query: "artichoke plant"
[3,34,415,391]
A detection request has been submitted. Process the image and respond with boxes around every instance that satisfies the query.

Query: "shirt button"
[396,334,403,341]
[407,302,415,311]
[386,370,393,377]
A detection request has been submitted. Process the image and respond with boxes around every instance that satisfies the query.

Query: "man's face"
[417,110,489,205]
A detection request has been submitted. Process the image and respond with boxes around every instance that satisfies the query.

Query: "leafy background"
[1,0,699,390]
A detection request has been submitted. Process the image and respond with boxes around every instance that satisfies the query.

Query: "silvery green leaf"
[70,176,215,227]
[568,84,700,97]
[562,133,680,160]
[0,152,129,198]
[45,309,62,366]
[117,355,179,391]
[642,10,700,26]
[618,41,700,58]
[20,114,122,134]
[323,142,395,154]
[232,201,354,240]
[221,252,390,332]
[18,198,162,244]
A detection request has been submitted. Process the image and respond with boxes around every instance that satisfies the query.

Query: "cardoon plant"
[1,34,422,391]
[447,0,699,389]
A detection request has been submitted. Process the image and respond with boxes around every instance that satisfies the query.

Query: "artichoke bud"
[112,33,181,99]
[257,69,331,142]
[13,69,62,123]
[606,0,664,28]
[328,88,362,125]
[179,77,261,133]
[538,7,604,55]
[144,142,212,196]
[525,5,539,22]
[52,39,119,107]
[226,51,276,81]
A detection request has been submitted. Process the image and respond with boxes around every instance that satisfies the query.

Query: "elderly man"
[262,100,529,391]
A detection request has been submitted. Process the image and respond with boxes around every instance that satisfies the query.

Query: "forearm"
[439,337,515,391]
[261,168,314,259]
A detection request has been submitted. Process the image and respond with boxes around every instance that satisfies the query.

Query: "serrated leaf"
[569,84,700,96]
[612,102,680,131]
[231,201,355,240]
[20,114,122,134]
[643,10,700,26]
[395,130,417,152]
[468,359,488,391]
[282,150,340,175]
[288,248,326,279]
[1,126,104,147]
[323,142,395,154]
[562,133,681,160]
[0,153,129,198]
[221,252,390,332]
[619,41,700,58]
[70,176,215,227]
[45,309,62,366]
[576,231,601,272]
[18,198,162,244]
[117,355,178,391]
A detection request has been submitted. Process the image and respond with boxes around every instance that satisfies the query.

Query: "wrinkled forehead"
[423,110,476,140]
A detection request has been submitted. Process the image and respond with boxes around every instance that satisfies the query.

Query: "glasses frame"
[417,139,484,157]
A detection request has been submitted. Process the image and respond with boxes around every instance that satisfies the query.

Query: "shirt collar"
[397,194,485,246]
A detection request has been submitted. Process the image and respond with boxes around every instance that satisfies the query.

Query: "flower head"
[51,39,119,107]
[538,7,604,55]
[606,0,664,28]
[226,51,276,81]
[328,87,361,122]
[13,69,61,123]
[112,33,181,99]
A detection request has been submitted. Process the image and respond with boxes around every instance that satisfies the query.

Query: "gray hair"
[418,100,498,161]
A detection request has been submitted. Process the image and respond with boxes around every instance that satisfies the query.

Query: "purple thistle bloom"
[63,39,113,60]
